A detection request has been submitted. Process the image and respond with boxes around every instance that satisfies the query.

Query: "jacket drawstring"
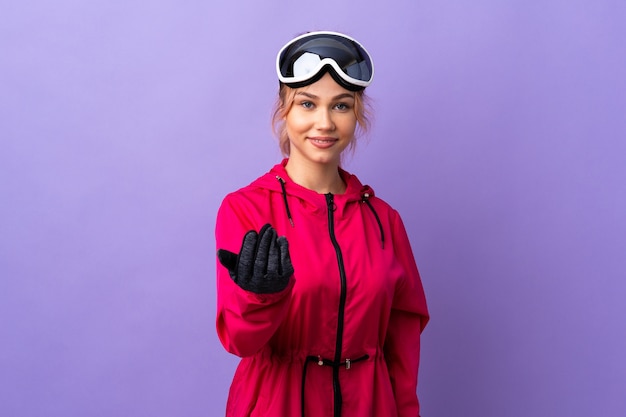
[362,193,385,249]
[276,176,294,227]
[276,177,383,246]
[301,354,369,417]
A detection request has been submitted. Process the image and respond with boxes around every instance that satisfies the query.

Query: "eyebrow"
[296,92,355,100]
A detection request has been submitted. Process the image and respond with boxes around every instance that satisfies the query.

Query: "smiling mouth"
[309,137,337,144]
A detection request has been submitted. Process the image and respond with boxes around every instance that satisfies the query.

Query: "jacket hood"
[248,159,384,246]
[252,159,375,206]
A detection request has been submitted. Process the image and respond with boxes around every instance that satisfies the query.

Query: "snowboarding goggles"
[276,31,374,91]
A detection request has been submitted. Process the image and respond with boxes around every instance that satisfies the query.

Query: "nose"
[315,108,335,131]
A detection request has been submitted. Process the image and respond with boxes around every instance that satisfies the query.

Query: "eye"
[333,102,351,111]
[300,101,314,109]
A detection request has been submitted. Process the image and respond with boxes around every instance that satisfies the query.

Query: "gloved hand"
[217,224,294,294]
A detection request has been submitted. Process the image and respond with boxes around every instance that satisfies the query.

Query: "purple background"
[1,1,625,416]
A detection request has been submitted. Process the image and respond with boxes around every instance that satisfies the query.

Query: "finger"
[237,230,259,280]
[254,225,276,276]
[277,236,294,277]
[266,234,281,276]
[257,224,272,242]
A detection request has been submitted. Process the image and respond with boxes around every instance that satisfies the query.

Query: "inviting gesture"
[218,224,293,294]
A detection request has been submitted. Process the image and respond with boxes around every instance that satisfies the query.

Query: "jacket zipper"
[325,193,346,417]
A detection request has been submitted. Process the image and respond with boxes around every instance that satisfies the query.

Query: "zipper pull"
[325,193,337,212]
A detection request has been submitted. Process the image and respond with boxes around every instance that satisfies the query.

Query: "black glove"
[217,224,294,294]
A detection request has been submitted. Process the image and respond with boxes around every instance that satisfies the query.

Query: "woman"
[215,31,429,417]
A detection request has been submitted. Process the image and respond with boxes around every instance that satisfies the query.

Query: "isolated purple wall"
[1,1,624,416]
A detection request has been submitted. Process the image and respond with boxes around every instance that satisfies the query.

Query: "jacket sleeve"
[384,212,429,417]
[215,193,295,358]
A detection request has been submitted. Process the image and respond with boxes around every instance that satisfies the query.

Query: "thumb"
[217,249,238,271]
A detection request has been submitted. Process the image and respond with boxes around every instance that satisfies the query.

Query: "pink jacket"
[216,160,429,417]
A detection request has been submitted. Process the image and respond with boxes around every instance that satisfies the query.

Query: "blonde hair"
[271,83,372,157]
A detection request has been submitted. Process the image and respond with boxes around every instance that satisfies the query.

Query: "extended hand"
[217,224,294,294]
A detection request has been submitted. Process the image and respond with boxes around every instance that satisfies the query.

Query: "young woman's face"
[285,72,358,167]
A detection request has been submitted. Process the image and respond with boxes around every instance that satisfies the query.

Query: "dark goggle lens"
[277,32,373,88]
